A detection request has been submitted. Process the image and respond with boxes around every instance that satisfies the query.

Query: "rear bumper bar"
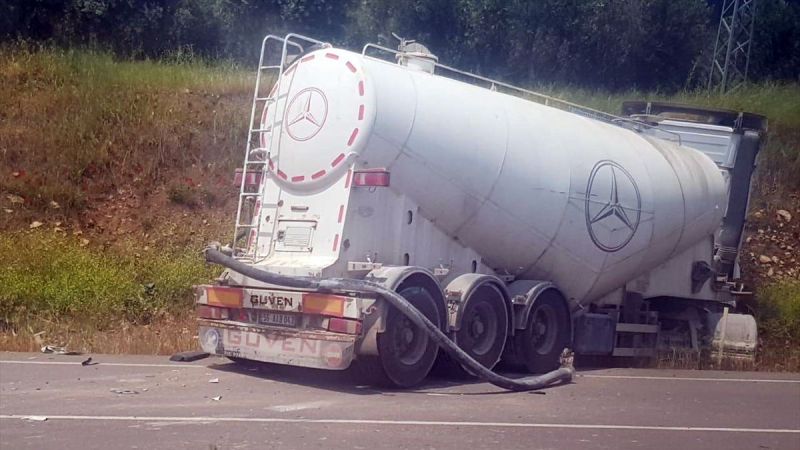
[198,319,357,370]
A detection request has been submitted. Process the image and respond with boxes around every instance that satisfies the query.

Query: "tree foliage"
[2,0,798,90]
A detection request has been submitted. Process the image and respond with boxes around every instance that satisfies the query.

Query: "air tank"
[262,47,727,305]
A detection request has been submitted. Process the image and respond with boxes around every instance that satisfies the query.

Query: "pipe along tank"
[195,35,763,387]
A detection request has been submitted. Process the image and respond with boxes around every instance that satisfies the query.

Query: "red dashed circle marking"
[266,52,365,184]
[331,153,346,167]
[347,128,359,146]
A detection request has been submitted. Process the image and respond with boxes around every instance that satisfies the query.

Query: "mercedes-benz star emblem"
[584,160,641,252]
[285,87,328,141]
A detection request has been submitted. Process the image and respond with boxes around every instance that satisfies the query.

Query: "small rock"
[49,201,60,209]
[758,255,772,264]
[29,221,43,229]
[772,256,780,264]
[767,268,774,277]
[776,209,792,223]
[3,209,12,214]
[80,238,90,247]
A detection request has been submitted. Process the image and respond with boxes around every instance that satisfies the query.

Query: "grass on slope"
[0,46,251,217]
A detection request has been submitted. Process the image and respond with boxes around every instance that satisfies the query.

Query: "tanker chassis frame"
[195,33,767,387]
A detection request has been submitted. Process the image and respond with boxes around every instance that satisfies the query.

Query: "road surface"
[1,352,798,449]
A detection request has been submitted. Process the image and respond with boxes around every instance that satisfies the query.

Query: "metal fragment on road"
[110,389,139,395]
[40,345,81,355]
[22,416,48,422]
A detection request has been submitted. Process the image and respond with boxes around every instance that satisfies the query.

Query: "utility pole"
[708,0,758,94]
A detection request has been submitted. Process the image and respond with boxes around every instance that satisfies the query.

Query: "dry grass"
[1,315,197,355]
[654,340,800,372]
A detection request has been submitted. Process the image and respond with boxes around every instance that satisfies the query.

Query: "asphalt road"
[0,352,798,449]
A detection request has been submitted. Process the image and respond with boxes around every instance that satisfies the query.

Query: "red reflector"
[233,168,263,187]
[352,169,389,187]
[328,317,362,335]
[197,305,229,320]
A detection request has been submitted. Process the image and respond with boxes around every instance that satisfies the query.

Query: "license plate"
[198,326,355,370]
[253,310,298,327]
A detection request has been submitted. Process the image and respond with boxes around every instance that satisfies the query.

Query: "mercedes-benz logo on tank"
[285,87,328,141]
[585,160,641,252]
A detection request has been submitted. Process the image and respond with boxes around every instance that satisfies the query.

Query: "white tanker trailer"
[195,34,767,387]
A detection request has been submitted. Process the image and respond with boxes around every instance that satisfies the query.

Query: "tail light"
[352,169,390,187]
[328,317,362,335]
[197,305,229,320]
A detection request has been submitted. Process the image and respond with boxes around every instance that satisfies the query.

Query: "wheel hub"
[471,317,486,337]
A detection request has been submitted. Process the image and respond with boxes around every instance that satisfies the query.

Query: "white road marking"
[0,361,206,369]
[0,415,797,434]
[580,374,800,384]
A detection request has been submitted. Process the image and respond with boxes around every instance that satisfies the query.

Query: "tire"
[452,284,508,374]
[513,290,570,373]
[366,283,441,388]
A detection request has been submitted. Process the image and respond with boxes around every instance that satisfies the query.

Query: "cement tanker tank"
[260,45,727,307]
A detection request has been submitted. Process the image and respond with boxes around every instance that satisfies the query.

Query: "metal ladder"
[232,33,326,260]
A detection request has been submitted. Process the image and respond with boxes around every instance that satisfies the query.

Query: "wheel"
[364,283,441,388]
[513,290,570,373]
[452,284,508,374]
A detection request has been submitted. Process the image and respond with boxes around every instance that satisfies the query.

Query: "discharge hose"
[204,245,575,391]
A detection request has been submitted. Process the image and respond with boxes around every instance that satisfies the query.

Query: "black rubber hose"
[204,246,575,391]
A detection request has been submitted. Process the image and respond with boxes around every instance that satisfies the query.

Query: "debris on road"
[110,389,139,395]
[81,357,95,366]
[169,351,209,362]
[211,395,222,401]
[22,416,48,422]
[208,378,219,383]
[41,345,81,355]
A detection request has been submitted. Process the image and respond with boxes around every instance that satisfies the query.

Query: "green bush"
[0,231,217,328]
[757,280,800,341]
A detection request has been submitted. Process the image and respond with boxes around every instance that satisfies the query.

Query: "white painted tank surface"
[260,47,727,305]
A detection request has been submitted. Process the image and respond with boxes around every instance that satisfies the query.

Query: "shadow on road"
[207,357,574,396]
